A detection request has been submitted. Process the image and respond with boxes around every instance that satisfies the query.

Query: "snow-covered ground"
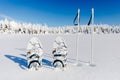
[0,34,120,80]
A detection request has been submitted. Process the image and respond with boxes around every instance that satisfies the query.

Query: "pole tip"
[92,8,94,11]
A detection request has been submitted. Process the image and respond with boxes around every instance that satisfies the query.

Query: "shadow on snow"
[42,58,53,67]
[4,54,53,70]
[5,54,27,70]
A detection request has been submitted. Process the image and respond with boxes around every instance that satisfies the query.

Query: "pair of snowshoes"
[26,36,68,70]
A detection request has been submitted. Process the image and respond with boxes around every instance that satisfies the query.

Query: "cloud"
[0,13,14,20]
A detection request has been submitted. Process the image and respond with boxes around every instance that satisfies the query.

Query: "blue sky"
[0,0,120,26]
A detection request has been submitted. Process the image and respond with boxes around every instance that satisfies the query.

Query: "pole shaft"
[90,8,94,64]
[76,9,80,64]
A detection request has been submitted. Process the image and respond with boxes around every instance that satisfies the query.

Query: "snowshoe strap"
[29,54,39,59]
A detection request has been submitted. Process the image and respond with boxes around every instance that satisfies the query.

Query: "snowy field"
[0,34,120,80]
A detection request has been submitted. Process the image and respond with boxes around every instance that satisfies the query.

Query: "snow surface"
[0,34,120,80]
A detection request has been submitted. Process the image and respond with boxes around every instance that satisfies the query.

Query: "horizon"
[0,0,120,26]
[0,17,120,27]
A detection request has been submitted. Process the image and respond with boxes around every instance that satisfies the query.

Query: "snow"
[0,34,120,80]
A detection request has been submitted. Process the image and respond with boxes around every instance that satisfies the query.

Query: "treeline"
[0,19,120,34]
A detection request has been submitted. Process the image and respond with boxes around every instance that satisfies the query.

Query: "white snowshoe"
[26,37,43,70]
[52,36,68,69]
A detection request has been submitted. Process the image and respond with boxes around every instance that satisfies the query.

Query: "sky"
[0,0,120,26]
